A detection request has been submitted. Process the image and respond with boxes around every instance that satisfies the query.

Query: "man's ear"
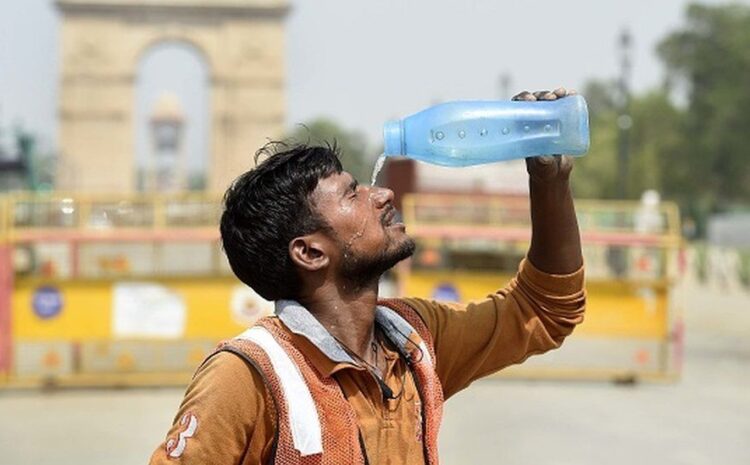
[289,233,331,272]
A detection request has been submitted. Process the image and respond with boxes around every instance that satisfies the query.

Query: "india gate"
[56,0,289,192]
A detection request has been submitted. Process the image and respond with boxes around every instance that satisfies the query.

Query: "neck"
[298,278,380,360]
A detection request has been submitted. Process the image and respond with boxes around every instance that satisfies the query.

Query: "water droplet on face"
[435,131,444,140]
[458,130,466,139]
[544,124,552,132]
[480,128,488,136]
[502,127,510,135]
[524,125,531,132]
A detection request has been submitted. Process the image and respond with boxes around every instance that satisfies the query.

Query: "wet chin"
[342,237,415,278]
[386,236,416,265]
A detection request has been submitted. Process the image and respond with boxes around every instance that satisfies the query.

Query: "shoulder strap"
[208,345,280,465]
[378,298,444,465]
[236,326,323,456]
[208,319,365,465]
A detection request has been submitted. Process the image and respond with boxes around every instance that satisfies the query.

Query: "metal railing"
[0,192,223,243]
[0,193,228,280]
[402,193,682,246]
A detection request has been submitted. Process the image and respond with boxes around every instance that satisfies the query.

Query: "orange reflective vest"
[208,299,444,465]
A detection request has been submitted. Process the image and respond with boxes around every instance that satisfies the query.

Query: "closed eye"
[347,179,359,198]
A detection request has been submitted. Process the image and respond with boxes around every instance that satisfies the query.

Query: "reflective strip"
[237,327,323,456]
[419,341,433,366]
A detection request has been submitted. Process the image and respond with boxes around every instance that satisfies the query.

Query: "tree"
[627,91,683,197]
[286,118,373,183]
[574,4,750,235]
[657,3,750,218]
[572,84,682,201]
[570,80,620,199]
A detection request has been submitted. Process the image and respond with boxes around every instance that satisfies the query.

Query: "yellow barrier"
[398,192,683,381]
[12,276,251,341]
[0,192,275,387]
[403,271,669,339]
[0,192,684,386]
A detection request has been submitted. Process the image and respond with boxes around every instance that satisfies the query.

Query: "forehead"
[312,171,354,201]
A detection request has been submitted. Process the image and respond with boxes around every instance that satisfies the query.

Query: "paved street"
[1,282,749,465]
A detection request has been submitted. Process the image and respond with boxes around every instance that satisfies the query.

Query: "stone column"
[57,14,136,192]
[208,18,287,191]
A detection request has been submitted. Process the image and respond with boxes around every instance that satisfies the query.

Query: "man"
[150,88,586,465]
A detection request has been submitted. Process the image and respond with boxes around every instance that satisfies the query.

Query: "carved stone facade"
[56,0,289,192]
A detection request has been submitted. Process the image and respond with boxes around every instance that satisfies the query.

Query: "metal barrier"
[0,192,276,388]
[402,194,681,247]
[399,193,684,382]
[0,192,685,386]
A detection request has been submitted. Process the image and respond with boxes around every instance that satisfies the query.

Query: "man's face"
[310,171,415,281]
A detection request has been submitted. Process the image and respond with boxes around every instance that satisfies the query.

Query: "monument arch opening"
[135,41,210,192]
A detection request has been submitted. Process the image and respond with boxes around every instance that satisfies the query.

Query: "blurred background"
[0,0,748,464]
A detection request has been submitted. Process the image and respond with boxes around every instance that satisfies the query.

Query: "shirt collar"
[274,299,357,366]
[273,299,416,373]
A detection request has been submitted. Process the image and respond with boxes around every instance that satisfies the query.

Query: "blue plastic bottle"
[382,95,590,166]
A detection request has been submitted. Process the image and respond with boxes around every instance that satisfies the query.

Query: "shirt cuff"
[518,257,585,297]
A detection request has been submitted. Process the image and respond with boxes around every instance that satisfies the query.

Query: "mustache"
[380,205,395,226]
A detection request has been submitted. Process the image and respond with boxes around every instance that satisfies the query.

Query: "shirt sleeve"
[148,351,275,465]
[401,257,586,399]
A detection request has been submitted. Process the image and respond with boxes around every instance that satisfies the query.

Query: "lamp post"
[616,28,633,199]
[149,93,185,192]
[498,72,512,100]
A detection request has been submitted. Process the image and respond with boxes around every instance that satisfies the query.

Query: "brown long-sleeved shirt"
[150,258,585,464]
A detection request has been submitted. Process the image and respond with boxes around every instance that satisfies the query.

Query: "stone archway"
[56,0,289,192]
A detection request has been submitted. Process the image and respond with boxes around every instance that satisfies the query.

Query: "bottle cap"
[383,120,404,155]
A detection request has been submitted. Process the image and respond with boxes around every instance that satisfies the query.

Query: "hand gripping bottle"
[383,95,589,166]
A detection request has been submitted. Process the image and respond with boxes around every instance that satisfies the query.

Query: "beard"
[338,234,416,289]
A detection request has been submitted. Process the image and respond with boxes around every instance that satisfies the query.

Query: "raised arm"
[403,88,586,398]
[513,87,583,274]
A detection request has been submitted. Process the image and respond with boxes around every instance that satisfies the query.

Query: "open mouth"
[381,207,396,227]
[381,207,404,229]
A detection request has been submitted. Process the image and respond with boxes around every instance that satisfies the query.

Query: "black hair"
[220,141,343,301]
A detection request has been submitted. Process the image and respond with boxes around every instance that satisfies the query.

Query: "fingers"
[526,154,575,182]
[533,90,557,101]
[528,154,570,169]
[536,155,558,164]
[553,87,577,97]
[512,90,535,101]
[525,155,557,172]
[514,87,577,102]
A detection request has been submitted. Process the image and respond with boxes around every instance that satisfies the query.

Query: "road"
[1,282,749,465]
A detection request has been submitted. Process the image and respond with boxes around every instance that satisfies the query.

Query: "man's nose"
[370,186,395,207]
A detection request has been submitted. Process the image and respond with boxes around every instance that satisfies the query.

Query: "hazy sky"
[1,0,747,169]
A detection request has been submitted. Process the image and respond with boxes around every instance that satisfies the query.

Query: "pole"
[617,28,633,199]
[498,72,512,100]
[0,244,13,375]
